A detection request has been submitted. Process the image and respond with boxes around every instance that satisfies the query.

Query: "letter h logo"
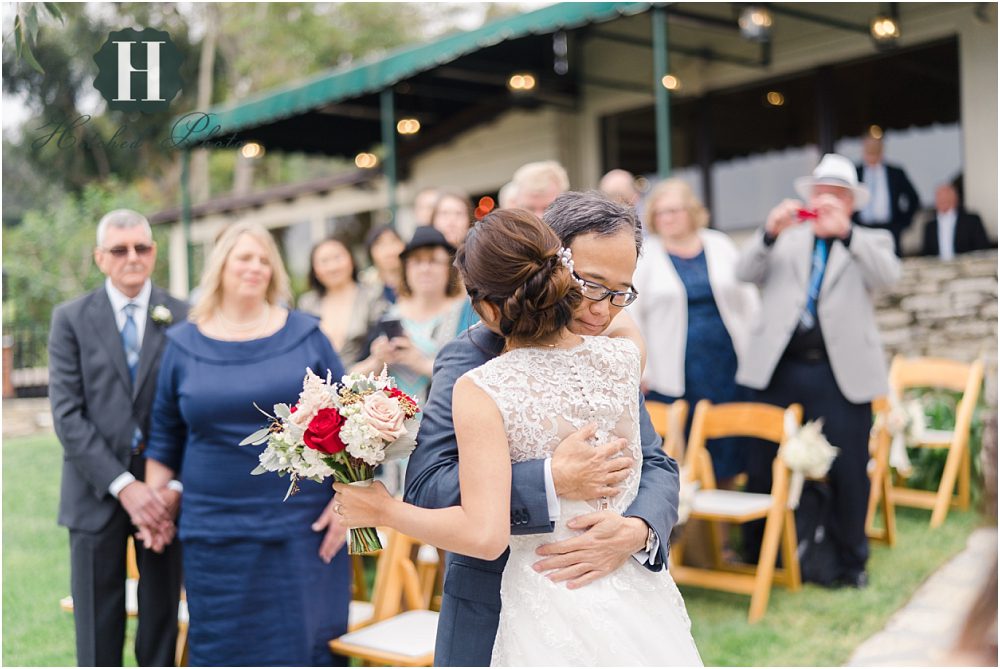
[94,28,183,113]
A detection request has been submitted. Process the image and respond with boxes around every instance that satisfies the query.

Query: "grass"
[3,433,138,667]
[681,507,980,666]
[2,433,982,666]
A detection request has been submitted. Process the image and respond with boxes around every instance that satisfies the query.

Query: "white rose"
[362,391,407,442]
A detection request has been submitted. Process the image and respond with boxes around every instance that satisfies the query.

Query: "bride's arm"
[334,375,511,560]
[602,310,647,372]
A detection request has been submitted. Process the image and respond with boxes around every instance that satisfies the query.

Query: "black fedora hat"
[400,225,456,259]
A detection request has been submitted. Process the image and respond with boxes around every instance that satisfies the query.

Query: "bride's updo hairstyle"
[456,208,582,347]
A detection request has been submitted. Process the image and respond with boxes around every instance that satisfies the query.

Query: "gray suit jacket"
[49,285,189,532]
[735,225,900,403]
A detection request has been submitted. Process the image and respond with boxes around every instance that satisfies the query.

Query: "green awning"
[170,2,652,150]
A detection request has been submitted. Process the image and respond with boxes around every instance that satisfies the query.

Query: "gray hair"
[512,160,570,194]
[542,190,643,255]
[96,209,152,247]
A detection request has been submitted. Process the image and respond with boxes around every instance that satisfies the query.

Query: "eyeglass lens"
[107,244,154,257]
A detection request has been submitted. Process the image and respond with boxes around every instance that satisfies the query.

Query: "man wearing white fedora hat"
[735,153,900,588]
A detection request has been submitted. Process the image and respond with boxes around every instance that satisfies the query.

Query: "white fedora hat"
[794,153,870,210]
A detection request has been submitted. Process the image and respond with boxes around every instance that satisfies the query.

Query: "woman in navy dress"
[632,179,759,484]
[145,222,350,666]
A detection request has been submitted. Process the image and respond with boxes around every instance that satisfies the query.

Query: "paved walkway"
[847,527,998,666]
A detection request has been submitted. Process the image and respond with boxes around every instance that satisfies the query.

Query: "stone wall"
[874,250,998,406]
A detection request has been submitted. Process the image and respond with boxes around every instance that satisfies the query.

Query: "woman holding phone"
[354,226,468,403]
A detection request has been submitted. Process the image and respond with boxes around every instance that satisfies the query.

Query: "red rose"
[303,407,346,454]
[289,405,298,413]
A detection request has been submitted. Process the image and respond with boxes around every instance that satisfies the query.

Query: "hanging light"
[739,5,773,42]
[396,118,421,135]
[868,124,884,139]
[871,14,900,48]
[240,141,264,159]
[661,74,681,91]
[765,91,785,107]
[355,152,378,169]
[507,73,537,92]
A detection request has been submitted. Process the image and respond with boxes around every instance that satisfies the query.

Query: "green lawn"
[3,433,138,667]
[3,433,981,666]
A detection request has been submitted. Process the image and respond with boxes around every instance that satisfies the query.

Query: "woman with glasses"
[632,179,759,487]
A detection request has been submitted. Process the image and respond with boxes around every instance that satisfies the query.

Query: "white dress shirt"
[860,163,891,224]
[936,209,958,260]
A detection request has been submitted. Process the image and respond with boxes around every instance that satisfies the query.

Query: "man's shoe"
[836,570,869,589]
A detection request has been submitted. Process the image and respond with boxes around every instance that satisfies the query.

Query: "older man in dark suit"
[854,135,921,256]
[49,209,187,666]
[921,183,991,259]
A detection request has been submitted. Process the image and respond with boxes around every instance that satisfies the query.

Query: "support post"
[380,88,398,226]
[180,149,194,292]
[652,6,672,178]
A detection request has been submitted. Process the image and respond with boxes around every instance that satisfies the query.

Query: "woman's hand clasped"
[332,480,394,528]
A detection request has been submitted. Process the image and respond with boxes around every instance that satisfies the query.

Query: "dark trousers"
[743,356,872,579]
[69,505,182,666]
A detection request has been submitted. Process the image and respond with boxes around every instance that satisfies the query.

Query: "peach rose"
[362,391,407,442]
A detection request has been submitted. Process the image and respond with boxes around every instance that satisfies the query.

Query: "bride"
[334,208,702,666]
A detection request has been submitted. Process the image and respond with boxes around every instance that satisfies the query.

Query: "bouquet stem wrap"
[340,477,382,554]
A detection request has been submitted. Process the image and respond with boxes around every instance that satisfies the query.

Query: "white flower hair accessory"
[558,247,586,288]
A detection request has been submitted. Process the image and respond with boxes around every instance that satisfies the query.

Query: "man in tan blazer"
[735,153,900,588]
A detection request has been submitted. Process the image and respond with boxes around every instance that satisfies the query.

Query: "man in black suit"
[921,183,991,259]
[49,209,187,666]
[854,135,921,256]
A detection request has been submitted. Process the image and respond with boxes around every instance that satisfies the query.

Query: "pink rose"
[362,391,407,442]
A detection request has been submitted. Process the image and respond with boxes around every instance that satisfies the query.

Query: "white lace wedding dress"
[464,336,703,667]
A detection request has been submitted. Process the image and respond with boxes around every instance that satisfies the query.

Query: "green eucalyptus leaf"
[239,427,271,446]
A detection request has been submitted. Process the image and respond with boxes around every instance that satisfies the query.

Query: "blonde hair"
[511,160,570,195]
[189,222,291,323]
[647,178,710,230]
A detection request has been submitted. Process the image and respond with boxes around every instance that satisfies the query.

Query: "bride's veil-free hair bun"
[455,208,582,347]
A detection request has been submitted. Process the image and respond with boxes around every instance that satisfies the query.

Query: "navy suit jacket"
[853,162,921,254]
[403,324,680,666]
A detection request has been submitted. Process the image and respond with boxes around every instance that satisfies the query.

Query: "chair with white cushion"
[329,530,438,666]
[670,400,803,623]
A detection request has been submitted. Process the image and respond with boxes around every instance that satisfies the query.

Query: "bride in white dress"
[334,209,701,667]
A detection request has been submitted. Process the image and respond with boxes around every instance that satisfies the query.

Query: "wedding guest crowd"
[52,153,922,666]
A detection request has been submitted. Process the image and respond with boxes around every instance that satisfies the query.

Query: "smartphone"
[380,319,406,340]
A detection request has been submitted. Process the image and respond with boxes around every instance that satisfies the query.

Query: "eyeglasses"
[573,272,639,307]
[103,244,154,258]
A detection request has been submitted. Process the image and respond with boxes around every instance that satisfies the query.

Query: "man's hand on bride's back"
[532,512,648,589]
[551,423,632,501]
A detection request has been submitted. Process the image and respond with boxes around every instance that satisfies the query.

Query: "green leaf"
[250,464,269,475]
[239,427,271,446]
[25,5,39,45]
[274,403,291,419]
[42,3,64,22]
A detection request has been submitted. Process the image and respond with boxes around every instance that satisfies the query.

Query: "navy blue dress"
[147,311,350,666]
[646,250,748,480]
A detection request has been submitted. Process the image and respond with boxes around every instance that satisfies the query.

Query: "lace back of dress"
[465,336,643,513]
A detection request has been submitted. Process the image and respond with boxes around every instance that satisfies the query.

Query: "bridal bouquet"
[241,367,420,554]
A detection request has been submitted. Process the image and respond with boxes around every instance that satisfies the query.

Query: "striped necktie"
[798,239,829,331]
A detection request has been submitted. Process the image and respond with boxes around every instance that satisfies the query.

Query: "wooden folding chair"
[866,396,898,546]
[646,399,689,461]
[60,537,191,667]
[329,530,438,666]
[888,356,984,528]
[414,544,444,611]
[670,400,803,623]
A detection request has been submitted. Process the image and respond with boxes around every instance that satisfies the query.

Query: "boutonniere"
[151,305,173,326]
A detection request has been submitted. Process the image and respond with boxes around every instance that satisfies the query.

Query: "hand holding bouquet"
[241,366,420,553]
